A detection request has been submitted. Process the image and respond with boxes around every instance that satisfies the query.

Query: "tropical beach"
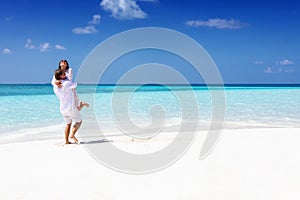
[1,0,300,199]
[1,85,300,199]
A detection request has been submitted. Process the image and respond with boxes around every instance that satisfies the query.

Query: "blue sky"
[0,0,299,84]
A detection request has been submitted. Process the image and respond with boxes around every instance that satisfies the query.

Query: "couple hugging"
[52,60,89,144]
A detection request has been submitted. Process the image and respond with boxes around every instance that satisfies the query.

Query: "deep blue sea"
[0,84,299,143]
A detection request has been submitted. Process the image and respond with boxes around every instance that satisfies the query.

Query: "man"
[53,69,82,144]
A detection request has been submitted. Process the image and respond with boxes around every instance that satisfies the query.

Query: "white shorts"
[62,109,82,124]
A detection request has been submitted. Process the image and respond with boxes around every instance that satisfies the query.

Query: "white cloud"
[261,59,295,74]
[186,18,248,29]
[2,48,13,54]
[40,43,51,52]
[100,0,147,20]
[72,15,101,34]
[72,25,98,34]
[285,68,294,73]
[279,59,293,65]
[254,61,264,65]
[264,67,273,73]
[25,38,65,52]
[55,44,67,50]
[279,68,294,73]
[89,15,101,25]
[265,66,295,74]
[25,38,36,49]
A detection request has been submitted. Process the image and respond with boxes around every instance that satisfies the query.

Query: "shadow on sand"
[80,138,113,144]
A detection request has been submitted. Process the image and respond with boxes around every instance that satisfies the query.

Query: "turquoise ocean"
[0,84,300,144]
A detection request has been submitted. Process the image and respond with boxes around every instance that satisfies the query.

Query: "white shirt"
[53,79,77,116]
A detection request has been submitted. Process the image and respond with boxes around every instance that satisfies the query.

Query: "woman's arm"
[66,68,73,81]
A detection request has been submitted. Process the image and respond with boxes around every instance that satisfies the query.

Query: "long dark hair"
[58,59,69,70]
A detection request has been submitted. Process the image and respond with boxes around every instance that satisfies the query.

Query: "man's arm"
[51,75,62,88]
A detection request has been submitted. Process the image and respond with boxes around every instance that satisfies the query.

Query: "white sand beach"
[1,128,300,200]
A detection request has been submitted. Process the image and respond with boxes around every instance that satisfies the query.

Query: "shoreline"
[1,127,300,199]
[1,119,300,145]
[2,83,300,87]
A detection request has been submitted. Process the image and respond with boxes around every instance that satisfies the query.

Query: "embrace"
[51,59,89,144]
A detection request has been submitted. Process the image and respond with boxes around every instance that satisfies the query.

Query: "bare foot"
[80,101,89,108]
[77,101,89,111]
[65,141,72,145]
[70,135,79,143]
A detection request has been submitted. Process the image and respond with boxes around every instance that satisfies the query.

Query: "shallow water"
[0,84,299,143]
